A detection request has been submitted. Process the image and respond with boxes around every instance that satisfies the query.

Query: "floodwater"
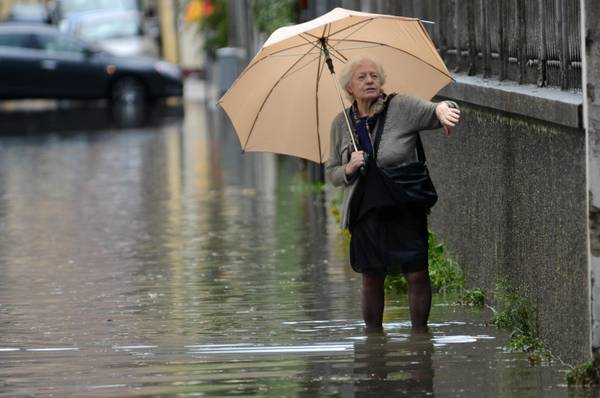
[0,100,591,397]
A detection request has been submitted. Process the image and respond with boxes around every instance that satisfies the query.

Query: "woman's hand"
[435,101,461,136]
[345,150,366,177]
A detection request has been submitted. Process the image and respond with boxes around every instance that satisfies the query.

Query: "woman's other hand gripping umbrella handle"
[346,150,367,179]
[436,101,461,136]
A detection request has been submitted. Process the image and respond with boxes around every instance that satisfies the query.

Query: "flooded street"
[0,100,587,397]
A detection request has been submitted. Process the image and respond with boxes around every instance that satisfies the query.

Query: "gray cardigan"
[325,94,442,229]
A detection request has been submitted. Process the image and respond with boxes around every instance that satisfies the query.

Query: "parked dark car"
[0,24,182,102]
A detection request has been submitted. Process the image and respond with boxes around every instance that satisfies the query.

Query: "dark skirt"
[348,163,429,275]
[349,205,428,275]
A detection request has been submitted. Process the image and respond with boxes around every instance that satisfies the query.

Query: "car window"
[59,0,138,19]
[0,33,35,49]
[36,33,85,55]
[8,4,49,22]
[79,16,140,41]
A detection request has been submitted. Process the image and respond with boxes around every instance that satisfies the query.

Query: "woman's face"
[347,61,382,102]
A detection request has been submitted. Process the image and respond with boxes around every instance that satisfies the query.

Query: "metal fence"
[339,0,582,90]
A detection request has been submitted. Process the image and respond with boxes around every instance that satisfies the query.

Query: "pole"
[158,0,179,63]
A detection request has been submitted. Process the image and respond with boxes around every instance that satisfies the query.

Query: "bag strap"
[415,134,427,163]
[372,93,396,160]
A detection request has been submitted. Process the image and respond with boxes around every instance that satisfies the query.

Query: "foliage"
[427,230,464,293]
[566,360,600,387]
[340,228,351,245]
[489,280,551,363]
[289,180,325,193]
[385,268,408,293]
[197,0,229,56]
[490,280,535,338]
[330,206,341,224]
[329,192,351,249]
[251,0,297,36]
[329,190,343,225]
[508,334,546,357]
[196,0,297,54]
[385,230,464,294]
[458,288,485,307]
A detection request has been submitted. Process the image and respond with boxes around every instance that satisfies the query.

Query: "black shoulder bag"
[371,98,438,211]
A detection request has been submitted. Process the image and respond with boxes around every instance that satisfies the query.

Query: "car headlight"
[155,61,182,80]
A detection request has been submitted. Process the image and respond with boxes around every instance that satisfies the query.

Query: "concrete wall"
[423,77,588,364]
[583,0,600,359]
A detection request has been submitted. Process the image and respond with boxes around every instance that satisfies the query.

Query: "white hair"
[338,57,387,101]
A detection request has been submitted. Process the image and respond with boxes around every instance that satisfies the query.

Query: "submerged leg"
[405,269,432,332]
[361,273,385,333]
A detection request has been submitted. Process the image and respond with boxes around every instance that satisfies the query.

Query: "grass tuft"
[566,360,600,387]
[489,280,551,363]
[458,288,485,307]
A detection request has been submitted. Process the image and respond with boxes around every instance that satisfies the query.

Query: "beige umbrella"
[218,7,452,164]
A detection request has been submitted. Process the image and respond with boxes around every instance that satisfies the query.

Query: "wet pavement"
[0,99,593,397]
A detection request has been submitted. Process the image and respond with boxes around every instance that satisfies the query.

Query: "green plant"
[508,334,545,354]
[385,230,464,294]
[197,0,229,56]
[289,180,325,193]
[330,206,341,224]
[328,192,351,249]
[385,270,407,293]
[458,288,485,307]
[427,231,464,293]
[252,0,297,35]
[329,190,343,225]
[340,228,351,245]
[489,280,552,363]
[566,360,600,387]
[490,280,535,338]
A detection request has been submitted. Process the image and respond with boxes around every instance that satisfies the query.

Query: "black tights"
[361,269,431,332]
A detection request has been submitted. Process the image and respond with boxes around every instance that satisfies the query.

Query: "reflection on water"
[0,101,183,136]
[0,101,591,397]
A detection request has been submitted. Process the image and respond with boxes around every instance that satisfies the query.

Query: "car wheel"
[111,76,147,104]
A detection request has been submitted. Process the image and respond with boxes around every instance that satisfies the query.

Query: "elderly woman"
[325,56,460,333]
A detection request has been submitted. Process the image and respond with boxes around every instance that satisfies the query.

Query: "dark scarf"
[348,93,387,156]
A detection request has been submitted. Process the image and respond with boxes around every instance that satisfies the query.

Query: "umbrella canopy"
[219,7,452,164]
